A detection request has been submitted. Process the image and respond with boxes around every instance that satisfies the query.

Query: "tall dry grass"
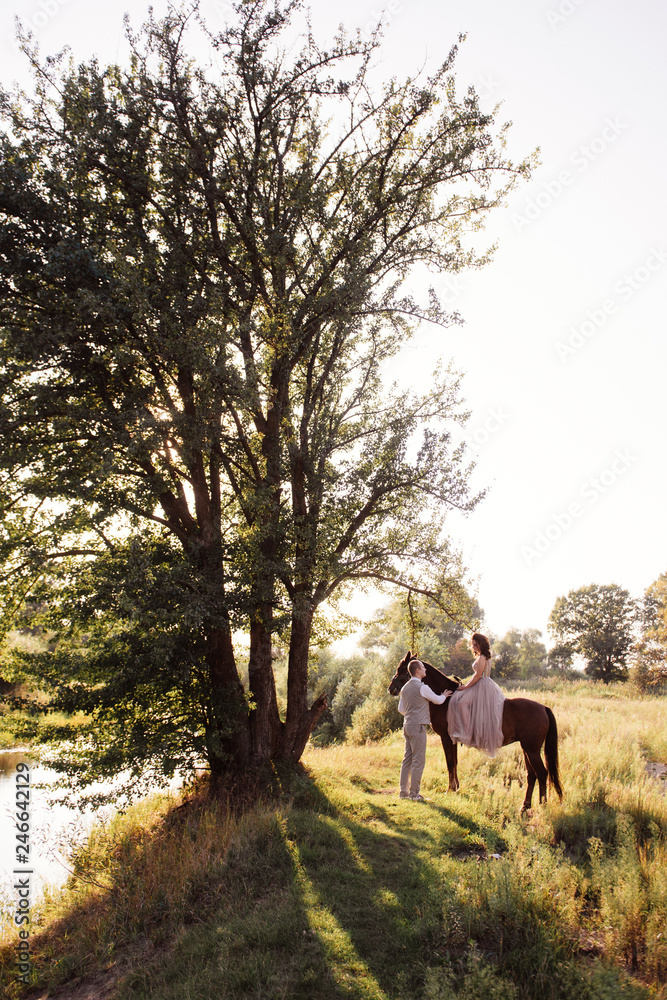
[0,682,664,999]
[0,784,278,995]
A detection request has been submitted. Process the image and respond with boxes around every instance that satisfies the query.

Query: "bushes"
[347,688,402,744]
[309,648,403,745]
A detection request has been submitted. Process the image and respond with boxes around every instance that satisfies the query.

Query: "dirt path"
[28,969,124,1000]
[646,760,667,793]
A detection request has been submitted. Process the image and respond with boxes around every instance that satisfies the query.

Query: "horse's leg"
[535,751,549,805]
[430,702,459,792]
[521,750,537,812]
[523,747,549,807]
[440,734,459,791]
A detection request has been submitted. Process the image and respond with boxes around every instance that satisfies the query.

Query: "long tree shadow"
[336,774,508,851]
[9,791,384,1000]
[6,767,511,1000]
[115,779,472,1000]
[279,777,509,999]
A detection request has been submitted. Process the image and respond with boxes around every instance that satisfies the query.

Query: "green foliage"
[2,532,251,802]
[330,672,366,733]
[492,627,547,680]
[424,955,519,999]
[587,814,667,980]
[640,572,667,637]
[309,645,403,745]
[630,642,667,693]
[361,592,480,669]
[305,649,374,744]
[447,636,476,676]
[548,584,637,683]
[347,689,402,744]
[0,0,533,784]
[547,642,576,673]
[631,573,667,690]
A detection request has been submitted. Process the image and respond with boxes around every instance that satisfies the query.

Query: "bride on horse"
[446,632,506,756]
[388,637,562,810]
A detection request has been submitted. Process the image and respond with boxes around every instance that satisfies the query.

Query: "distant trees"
[304,649,373,743]
[546,643,574,674]
[360,591,481,672]
[548,584,637,683]
[447,637,476,677]
[492,628,547,680]
[303,642,406,745]
[631,573,667,690]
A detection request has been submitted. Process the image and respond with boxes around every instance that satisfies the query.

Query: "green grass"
[1,684,666,999]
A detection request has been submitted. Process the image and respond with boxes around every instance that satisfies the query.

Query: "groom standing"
[398,658,448,801]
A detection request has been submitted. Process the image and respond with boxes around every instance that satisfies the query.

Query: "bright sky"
[2,0,666,648]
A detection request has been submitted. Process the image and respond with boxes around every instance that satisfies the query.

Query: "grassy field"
[1,681,666,1000]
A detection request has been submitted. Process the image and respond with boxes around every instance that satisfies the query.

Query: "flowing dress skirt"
[447,676,506,757]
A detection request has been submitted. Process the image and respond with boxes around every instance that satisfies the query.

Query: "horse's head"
[388,651,461,697]
[388,650,414,695]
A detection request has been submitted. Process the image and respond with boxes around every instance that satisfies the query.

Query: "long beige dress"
[447,655,505,757]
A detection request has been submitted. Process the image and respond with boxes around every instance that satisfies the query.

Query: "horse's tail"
[545,706,563,801]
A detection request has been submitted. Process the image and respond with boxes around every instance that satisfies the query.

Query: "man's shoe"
[411,794,426,802]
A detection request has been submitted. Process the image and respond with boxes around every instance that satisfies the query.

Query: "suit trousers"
[400,725,427,797]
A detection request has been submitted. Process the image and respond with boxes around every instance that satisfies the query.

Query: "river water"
[1,748,199,912]
[0,748,114,908]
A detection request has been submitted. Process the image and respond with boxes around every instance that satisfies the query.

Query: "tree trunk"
[206,625,251,794]
[278,599,328,761]
[248,616,283,761]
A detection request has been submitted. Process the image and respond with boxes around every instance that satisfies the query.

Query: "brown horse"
[388,651,562,812]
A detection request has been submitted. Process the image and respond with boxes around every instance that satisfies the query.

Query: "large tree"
[548,584,637,683]
[0,1,532,796]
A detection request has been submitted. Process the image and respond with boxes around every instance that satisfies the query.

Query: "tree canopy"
[632,573,667,690]
[492,628,547,680]
[548,584,637,684]
[0,0,533,797]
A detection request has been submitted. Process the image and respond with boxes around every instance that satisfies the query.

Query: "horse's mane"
[421,660,460,694]
[403,651,459,694]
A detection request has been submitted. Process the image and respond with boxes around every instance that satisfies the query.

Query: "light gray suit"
[398,677,445,799]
